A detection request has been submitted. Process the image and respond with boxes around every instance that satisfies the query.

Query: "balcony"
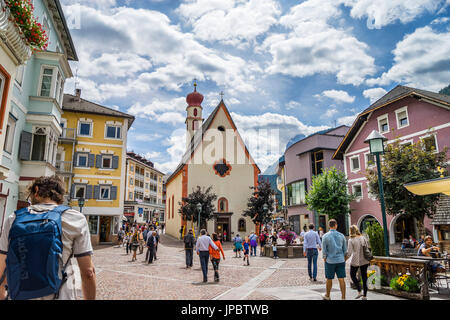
[59,128,77,144]
[0,0,32,64]
[55,160,73,175]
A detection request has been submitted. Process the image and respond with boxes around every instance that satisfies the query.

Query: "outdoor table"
[408,256,449,262]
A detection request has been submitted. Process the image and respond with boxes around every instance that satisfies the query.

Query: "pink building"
[333,85,450,244]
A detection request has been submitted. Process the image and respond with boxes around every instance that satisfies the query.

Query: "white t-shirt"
[0,204,93,300]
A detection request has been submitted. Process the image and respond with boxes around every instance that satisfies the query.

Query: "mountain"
[262,160,279,175]
[285,133,306,150]
[439,84,450,96]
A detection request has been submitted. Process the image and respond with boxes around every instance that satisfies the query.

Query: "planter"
[371,287,425,300]
[264,245,304,258]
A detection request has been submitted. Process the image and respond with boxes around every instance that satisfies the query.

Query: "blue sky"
[60,0,450,174]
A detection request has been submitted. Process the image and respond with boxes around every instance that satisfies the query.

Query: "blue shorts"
[325,262,346,279]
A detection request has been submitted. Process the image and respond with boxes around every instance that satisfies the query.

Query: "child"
[271,232,278,259]
[243,236,250,266]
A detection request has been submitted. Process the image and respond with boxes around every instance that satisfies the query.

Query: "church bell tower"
[185,81,204,149]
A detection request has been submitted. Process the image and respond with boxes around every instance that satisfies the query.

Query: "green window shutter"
[112,156,119,169]
[19,131,32,161]
[88,153,95,167]
[93,185,100,199]
[95,155,102,168]
[86,185,93,199]
[111,186,118,200]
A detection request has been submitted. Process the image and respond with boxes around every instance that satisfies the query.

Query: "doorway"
[393,215,416,243]
[100,216,112,243]
[215,216,231,241]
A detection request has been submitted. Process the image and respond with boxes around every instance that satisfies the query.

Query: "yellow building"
[124,152,165,225]
[57,89,134,245]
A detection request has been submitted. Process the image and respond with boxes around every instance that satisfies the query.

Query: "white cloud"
[128,97,187,125]
[177,0,281,45]
[317,89,356,103]
[362,88,387,103]
[262,0,376,86]
[337,113,359,126]
[285,101,301,110]
[322,108,339,119]
[144,151,161,159]
[366,26,450,92]
[342,0,446,29]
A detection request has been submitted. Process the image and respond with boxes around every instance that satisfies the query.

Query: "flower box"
[371,287,425,300]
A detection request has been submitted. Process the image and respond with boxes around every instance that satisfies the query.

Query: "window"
[31,131,46,161]
[218,198,228,212]
[352,184,363,199]
[364,153,375,169]
[395,107,409,128]
[102,155,112,169]
[74,185,86,198]
[377,115,389,133]
[106,125,121,139]
[287,180,306,206]
[238,219,246,232]
[145,183,149,189]
[311,150,324,176]
[15,64,25,87]
[100,186,111,200]
[350,156,360,172]
[130,178,133,185]
[422,135,438,153]
[55,71,64,105]
[77,153,88,167]
[78,122,92,136]
[39,68,53,97]
[3,114,17,154]
[129,192,133,200]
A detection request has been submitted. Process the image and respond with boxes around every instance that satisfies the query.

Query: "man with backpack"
[0,176,96,300]
[184,229,195,269]
[249,232,258,256]
[259,231,267,256]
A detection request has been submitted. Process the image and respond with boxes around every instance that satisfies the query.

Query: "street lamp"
[196,202,202,233]
[262,203,268,232]
[365,130,389,257]
[78,197,85,213]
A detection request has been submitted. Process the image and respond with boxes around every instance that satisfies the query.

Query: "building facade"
[57,90,134,245]
[284,126,349,235]
[333,85,450,244]
[165,85,260,240]
[0,0,77,233]
[124,152,165,225]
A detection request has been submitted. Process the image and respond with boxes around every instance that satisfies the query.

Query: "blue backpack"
[6,205,71,300]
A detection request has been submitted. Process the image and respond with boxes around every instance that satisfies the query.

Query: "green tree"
[366,139,448,236]
[178,186,217,227]
[365,222,385,256]
[439,84,450,96]
[243,180,275,226]
[306,167,355,220]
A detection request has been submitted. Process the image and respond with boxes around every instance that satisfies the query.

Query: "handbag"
[362,238,373,261]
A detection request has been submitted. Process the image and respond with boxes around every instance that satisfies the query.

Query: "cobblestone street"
[71,234,416,300]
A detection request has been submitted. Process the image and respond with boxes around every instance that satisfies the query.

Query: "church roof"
[166,100,260,184]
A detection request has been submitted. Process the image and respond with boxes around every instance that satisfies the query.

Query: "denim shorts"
[325,262,346,279]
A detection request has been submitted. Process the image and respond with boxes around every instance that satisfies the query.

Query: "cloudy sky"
[60,0,450,174]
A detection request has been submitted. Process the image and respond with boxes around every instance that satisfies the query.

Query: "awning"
[404,176,450,196]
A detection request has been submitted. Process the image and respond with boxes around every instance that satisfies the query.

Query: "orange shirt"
[209,240,225,260]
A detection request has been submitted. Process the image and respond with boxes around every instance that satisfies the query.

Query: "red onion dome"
[186,84,204,107]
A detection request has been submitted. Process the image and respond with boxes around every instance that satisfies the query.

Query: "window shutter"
[112,156,119,169]
[95,155,102,168]
[73,152,79,167]
[93,185,100,199]
[70,184,75,199]
[86,185,93,199]
[88,153,95,167]
[19,131,32,161]
[111,186,118,200]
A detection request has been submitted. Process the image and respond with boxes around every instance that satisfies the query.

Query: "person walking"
[196,229,218,283]
[271,231,278,259]
[130,230,139,262]
[321,219,348,300]
[233,234,243,258]
[154,231,160,260]
[243,237,250,266]
[0,175,96,300]
[303,224,322,282]
[138,229,145,255]
[209,233,225,282]
[184,229,195,268]
[347,225,371,300]
[259,231,267,256]
[117,228,125,247]
[125,231,132,255]
[145,227,155,261]
[249,232,258,257]
[146,231,156,264]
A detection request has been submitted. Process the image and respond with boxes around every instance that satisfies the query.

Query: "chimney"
[75,88,81,101]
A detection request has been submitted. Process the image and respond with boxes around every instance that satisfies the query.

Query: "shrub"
[365,223,385,256]
[390,274,420,293]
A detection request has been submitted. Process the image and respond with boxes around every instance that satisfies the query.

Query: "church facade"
[165,84,260,240]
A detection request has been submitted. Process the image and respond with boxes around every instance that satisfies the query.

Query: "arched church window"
[194,108,198,116]
[238,219,246,232]
[218,198,228,212]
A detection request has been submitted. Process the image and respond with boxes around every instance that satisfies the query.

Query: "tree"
[365,223,385,256]
[366,139,448,236]
[306,166,355,220]
[439,84,450,96]
[178,186,217,228]
[243,180,275,227]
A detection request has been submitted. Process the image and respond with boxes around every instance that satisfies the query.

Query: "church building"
[164,84,260,240]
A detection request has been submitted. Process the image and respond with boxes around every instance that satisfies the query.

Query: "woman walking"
[209,233,226,282]
[125,232,132,254]
[347,225,371,300]
[243,236,250,266]
[130,230,139,262]
[233,234,243,258]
